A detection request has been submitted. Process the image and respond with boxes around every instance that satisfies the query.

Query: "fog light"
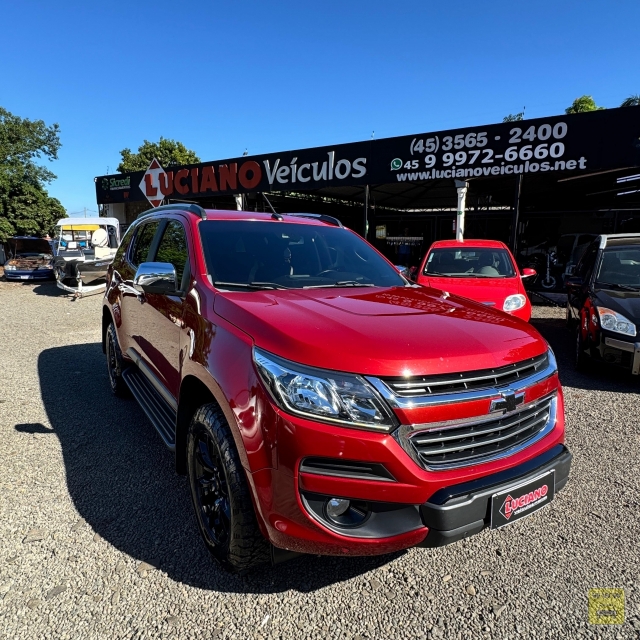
[326,498,350,520]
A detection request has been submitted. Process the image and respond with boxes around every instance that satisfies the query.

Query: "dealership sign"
[96,108,640,204]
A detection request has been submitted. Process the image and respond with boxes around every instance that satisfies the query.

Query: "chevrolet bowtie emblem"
[490,391,525,414]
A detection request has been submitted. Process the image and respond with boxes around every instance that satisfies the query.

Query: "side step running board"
[122,366,177,450]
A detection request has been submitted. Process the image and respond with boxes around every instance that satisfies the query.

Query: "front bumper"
[4,269,54,280]
[598,335,640,375]
[420,444,571,546]
[247,377,567,556]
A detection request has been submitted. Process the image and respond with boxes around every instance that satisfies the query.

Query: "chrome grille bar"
[383,353,548,397]
[394,393,557,471]
[366,349,557,410]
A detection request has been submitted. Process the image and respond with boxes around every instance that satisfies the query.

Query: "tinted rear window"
[130,222,159,267]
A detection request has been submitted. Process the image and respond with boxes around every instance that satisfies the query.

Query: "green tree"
[0,179,65,240]
[503,113,524,122]
[0,107,64,242]
[565,95,605,114]
[620,95,640,107]
[117,137,200,172]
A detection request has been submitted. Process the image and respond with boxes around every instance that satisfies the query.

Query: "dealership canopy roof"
[95,107,640,214]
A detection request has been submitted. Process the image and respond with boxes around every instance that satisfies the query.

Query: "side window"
[576,241,599,280]
[154,220,189,286]
[130,221,159,267]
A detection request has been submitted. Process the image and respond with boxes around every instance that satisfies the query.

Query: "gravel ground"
[0,279,639,640]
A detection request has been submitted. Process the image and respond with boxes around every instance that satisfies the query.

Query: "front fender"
[180,299,276,474]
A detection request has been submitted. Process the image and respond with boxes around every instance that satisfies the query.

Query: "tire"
[106,322,130,397]
[187,403,270,574]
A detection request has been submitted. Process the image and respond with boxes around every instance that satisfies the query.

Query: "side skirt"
[122,356,177,450]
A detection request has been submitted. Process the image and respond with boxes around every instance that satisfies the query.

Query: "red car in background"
[415,239,536,321]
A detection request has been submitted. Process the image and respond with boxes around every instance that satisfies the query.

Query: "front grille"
[405,394,555,470]
[382,352,549,397]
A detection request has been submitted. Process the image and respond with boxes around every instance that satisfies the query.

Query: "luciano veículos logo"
[499,484,549,520]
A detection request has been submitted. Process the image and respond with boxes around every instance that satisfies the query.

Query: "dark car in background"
[3,236,54,281]
[566,234,640,372]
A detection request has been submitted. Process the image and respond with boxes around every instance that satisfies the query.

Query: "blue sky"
[2,0,639,214]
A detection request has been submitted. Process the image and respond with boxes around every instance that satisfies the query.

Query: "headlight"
[596,307,637,337]
[253,348,398,432]
[4,264,16,271]
[503,294,526,312]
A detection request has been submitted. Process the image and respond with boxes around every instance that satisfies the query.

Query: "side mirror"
[521,268,536,278]
[134,262,177,295]
[409,266,418,281]
[565,275,583,289]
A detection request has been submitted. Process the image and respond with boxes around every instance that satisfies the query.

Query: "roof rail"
[137,203,207,220]
[286,213,343,227]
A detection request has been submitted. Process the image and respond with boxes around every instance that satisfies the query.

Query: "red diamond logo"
[139,158,167,207]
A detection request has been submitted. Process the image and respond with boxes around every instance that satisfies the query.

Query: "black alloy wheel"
[187,404,270,574]
[192,428,231,548]
[106,322,129,397]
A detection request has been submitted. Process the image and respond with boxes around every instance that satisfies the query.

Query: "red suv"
[102,204,571,573]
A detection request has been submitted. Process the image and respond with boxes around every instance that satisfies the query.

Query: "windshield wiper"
[214,281,290,290]
[596,281,640,291]
[303,281,377,289]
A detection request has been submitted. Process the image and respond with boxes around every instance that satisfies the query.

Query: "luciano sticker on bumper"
[490,470,555,529]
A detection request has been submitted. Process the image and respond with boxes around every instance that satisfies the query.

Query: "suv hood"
[214,286,546,377]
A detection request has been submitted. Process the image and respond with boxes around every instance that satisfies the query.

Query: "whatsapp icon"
[390,158,402,170]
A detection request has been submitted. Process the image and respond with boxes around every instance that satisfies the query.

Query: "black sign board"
[96,108,640,205]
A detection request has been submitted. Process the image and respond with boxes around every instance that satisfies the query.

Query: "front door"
[568,240,599,321]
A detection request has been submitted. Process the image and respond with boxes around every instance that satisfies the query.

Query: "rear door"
[117,220,161,356]
[135,218,190,399]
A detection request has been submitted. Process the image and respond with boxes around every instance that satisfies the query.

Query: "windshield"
[199,221,405,289]
[596,246,640,288]
[424,247,516,278]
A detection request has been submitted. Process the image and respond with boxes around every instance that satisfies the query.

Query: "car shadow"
[530,317,639,394]
[27,281,69,297]
[30,343,399,594]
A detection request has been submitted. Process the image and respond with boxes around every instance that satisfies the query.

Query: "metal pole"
[364,185,370,238]
[454,180,468,241]
[510,174,523,254]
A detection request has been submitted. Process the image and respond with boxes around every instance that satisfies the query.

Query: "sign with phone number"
[374,108,640,182]
[95,108,640,204]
